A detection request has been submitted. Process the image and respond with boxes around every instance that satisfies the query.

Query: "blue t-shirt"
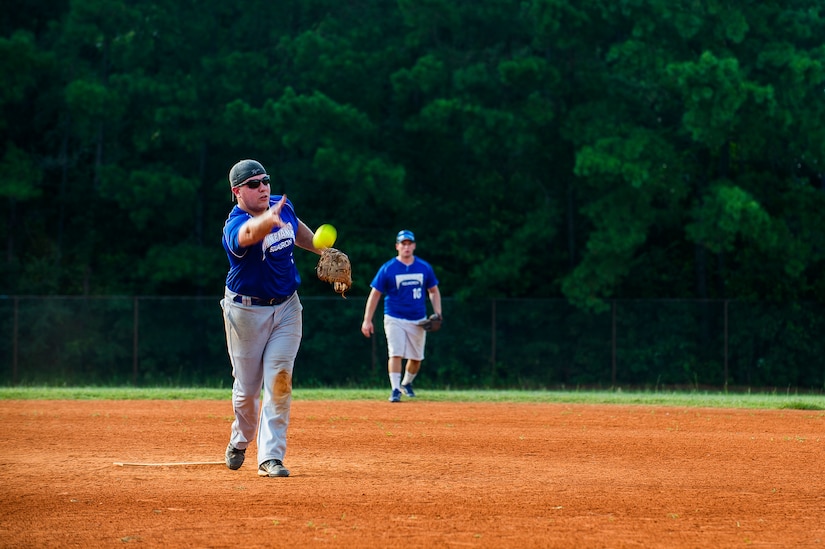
[222,196,301,299]
[370,257,439,321]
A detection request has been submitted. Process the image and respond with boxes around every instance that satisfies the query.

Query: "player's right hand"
[269,194,287,228]
[360,320,373,338]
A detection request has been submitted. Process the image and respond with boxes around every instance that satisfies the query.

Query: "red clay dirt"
[0,399,823,548]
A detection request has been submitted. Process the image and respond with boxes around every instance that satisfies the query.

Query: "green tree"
[2,0,825,308]
[559,0,825,309]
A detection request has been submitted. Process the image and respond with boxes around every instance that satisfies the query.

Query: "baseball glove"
[316,248,352,298]
[417,313,442,332]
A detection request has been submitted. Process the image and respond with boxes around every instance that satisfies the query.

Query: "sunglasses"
[241,175,271,189]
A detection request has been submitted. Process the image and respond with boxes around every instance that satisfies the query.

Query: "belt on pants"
[233,293,293,306]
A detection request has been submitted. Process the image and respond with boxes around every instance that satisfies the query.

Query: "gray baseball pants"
[221,290,303,466]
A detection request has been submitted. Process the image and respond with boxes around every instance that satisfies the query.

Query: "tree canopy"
[3,0,824,310]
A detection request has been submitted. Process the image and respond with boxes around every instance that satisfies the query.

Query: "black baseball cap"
[229,159,267,188]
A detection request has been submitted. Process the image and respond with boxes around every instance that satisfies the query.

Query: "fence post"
[371,330,377,376]
[13,297,19,385]
[133,297,139,386]
[611,300,617,387]
[724,299,729,392]
[490,299,497,382]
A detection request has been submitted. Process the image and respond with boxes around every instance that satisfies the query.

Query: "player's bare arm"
[238,195,287,247]
[428,286,443,318]
[361,288,383,337]
[294,220,323,254]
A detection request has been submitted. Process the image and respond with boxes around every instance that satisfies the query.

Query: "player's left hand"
[417,313,442,332]
[316,248,353,298]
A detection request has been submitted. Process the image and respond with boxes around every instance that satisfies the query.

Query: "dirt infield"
[1,399,823,548]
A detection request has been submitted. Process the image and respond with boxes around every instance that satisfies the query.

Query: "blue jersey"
[222,196,301,299]
[370,257,439,321]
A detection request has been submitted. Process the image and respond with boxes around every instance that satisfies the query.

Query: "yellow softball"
[313,224,337,249]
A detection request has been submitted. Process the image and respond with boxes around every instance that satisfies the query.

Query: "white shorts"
[384,315,426,360]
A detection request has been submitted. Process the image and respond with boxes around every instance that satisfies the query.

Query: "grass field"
[0,386,821,409]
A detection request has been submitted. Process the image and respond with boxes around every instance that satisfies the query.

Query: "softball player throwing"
[220,159,324,477]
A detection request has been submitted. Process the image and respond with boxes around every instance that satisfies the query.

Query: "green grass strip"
[0,386,822,410]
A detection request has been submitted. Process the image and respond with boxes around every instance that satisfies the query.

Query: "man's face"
[396,239,415,257]
[233,175,271,212]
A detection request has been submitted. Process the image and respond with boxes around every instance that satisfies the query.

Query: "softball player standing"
[361,230,442,402]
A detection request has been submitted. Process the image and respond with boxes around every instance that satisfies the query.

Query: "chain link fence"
[1,296,822,390]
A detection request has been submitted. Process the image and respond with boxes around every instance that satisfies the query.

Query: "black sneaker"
[225,444,245,470]
[258,459,290,477]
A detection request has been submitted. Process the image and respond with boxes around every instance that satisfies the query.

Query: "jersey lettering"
[395,273,424,291]
[264,223,295,255]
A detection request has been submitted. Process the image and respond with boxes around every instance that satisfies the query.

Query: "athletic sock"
[401,372,417,386]
[389,372,402,391]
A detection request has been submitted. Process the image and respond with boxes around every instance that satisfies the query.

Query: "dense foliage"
[2,1,824,311]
